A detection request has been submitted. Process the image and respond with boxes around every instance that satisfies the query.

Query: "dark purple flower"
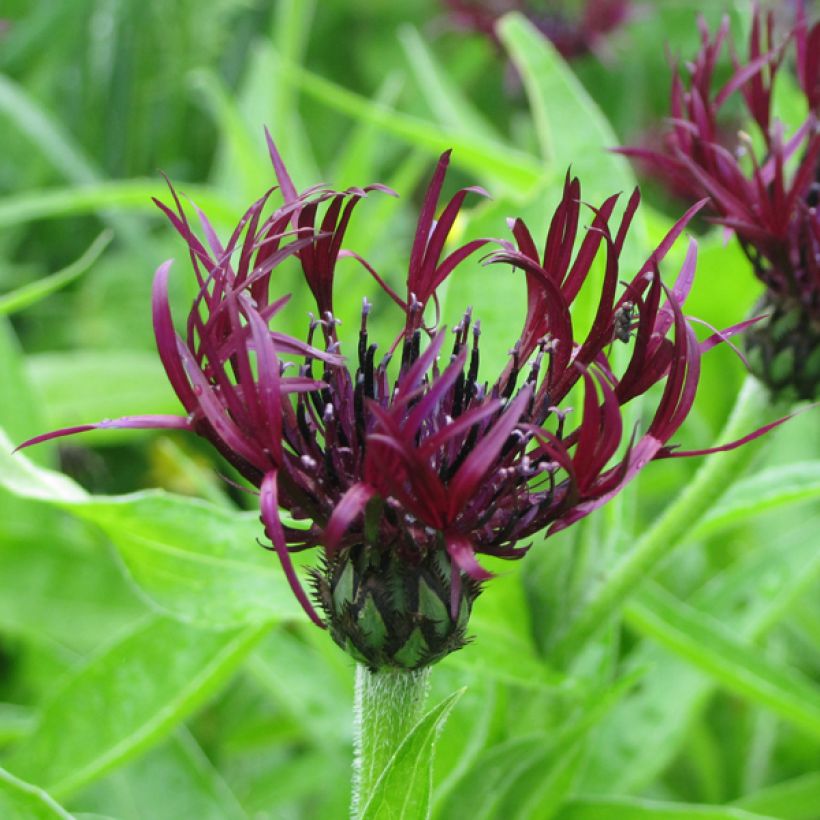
[444,0,633,59]
[18,135,775,670]
[620,5,820,399]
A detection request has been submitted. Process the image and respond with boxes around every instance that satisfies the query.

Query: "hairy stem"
[351,664,431,817]
[551,376,771,662]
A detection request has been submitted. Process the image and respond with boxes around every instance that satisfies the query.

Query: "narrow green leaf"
[281,58,545,196]
[267,0,317,180]
[0,75,146,250]
[496,12,641,213]
[438,668,644,819]
[360,688,464,820]
[4,616,268,799]
[560,796,777,820]
[0,230,112,316]
[398,25,501,143]
[189,68,266,200]
[333,72,404,187]
[0,182,237,229]
[625,583,820,738]
[732,771,820,820]
[695,462,820,536]
[0,529,146,653]
[431,677,498,811]
[0,74,98,183]
[446,614,559,688]
[582,515,820,794]
[435,734,552,820]
[234,42,320,191]
[0,767,73,820]
[445,571,561,688]
[501,742,585,820]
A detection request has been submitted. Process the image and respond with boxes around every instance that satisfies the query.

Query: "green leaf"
[333,73,404,188]
[0,428,88,504]
[0,230,112,316]
[447,616,561,690]
[559,796,778,820]
[624,583,820,738]
[695,462,820,537]
[581,514,820,794]
[4,616,268,799]
[247,627,353,749]
[496,12,641,217]
[189,68,265,202]
[360,688,464,820]
[0,74,146,250]
[398,25,501,144]
[0,74,98,184]
[75,730,247,820]
[0,528,146,653]
[732,772,820,820]
[437,668,644,819]
[229,41,320,195]
[0,767,73,820]
[281,58,545,197]
[0,181,237,230]
[430,677,499,810]
[435,734,553,820]
[0,704,35,746]
[0,434,307,628]
[69,493,308,628]
[499,742,585,820]
[27,351,180,443]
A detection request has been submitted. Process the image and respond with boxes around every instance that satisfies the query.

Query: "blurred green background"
[1,1,819,818]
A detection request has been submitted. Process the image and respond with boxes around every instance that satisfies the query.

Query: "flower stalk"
[351,664,431,817]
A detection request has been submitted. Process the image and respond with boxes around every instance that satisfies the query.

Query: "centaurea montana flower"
[19,136,776,670]
[444,0,632,59]
[620,6,820,400]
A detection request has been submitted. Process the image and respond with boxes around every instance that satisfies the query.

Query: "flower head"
[620,5,820,399]
[444,0,632,59]
[19,134,770,670]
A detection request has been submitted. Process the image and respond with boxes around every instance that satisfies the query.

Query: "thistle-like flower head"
[20,135,770,669]
[620,5,820,399]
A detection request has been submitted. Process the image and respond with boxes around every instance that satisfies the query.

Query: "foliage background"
[0,1,818,817]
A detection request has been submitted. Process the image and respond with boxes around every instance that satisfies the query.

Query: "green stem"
[551,376,770,662]
[351,664,431,818]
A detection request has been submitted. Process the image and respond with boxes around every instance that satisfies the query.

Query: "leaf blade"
[4,617,268,799]
[360,689,464,820]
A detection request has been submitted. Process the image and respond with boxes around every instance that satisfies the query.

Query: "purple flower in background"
[18,135,777,670]
[444,0,633,59]
[620,5,820,400]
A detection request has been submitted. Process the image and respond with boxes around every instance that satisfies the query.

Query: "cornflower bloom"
[19,137,772,670]
[619,6,820,400]
[444,0,632,59]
